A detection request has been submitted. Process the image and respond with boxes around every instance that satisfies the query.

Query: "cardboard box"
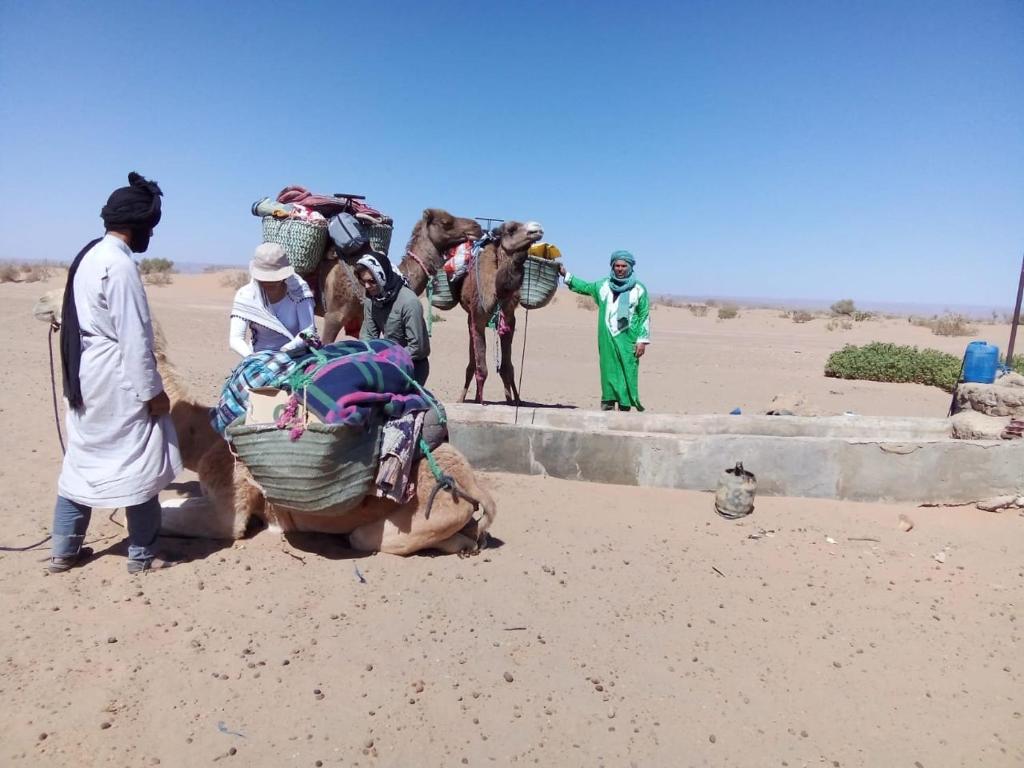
[246,387,324,426]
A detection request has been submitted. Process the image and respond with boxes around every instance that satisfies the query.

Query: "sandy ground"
[0,273,1021,767]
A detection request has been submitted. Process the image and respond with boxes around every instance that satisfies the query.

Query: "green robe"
[566,273,651,410]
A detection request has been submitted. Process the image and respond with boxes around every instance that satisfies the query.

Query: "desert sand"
[0,272,1021,767]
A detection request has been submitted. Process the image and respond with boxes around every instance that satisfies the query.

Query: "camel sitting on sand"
[33,291,496,556]
[458,220,545,404]
[314,209,482,343]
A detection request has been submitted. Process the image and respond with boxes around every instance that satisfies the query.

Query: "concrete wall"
[445,405,1023,504]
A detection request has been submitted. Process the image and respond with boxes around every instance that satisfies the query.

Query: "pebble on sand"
[503,671,514,683]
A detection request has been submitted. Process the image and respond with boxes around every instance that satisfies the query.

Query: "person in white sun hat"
[228,243,320,357]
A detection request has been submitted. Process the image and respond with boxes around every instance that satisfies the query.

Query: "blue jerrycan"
[962,341,999,384]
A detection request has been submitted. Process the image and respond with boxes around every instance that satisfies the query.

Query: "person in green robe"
[559,250,651,411]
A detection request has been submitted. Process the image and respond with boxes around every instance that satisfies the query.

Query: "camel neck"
[402,234,442,294]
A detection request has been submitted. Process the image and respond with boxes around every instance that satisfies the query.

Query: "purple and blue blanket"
[212,340,435,435]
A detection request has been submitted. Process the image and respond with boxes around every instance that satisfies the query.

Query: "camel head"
[492,220,544,261]
[34,289,63,327]
[421,208,483,250]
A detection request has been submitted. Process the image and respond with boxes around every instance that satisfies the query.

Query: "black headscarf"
[355,253,405,305]
[61,172,163,409]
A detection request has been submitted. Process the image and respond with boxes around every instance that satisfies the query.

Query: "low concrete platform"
[445,404,1023,504]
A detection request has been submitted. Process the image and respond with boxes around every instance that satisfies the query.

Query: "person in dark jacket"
[354,253,431,385]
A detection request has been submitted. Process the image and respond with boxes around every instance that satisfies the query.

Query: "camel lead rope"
[48,322,66,455]
[514,261,535,425]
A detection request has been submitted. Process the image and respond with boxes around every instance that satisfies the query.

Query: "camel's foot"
[433,531,481,557]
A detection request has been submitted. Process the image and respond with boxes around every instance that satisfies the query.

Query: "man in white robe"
[50,172,182,574]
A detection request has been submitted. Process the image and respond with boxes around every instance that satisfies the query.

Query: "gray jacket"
[360,285,430,361]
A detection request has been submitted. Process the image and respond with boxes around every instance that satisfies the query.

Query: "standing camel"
[313,209,481,343]
[33,291,496,556]
[395,209,482,295]
[458,220,544,404]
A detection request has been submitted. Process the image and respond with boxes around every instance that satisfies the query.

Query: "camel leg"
[471,315,489,404]
[164,442,253,540]
[496,308,519,404]
[462,312,487,403]
[431,531,480,556]
[349,445,496,556]
[322,311,344,345]
[160,496,241,540]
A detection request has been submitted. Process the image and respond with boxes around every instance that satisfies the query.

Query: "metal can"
[715,462,756,519]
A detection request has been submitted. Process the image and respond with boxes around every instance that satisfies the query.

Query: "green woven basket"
[226,415,383,515]
[521,255,560,310]
[365,222,393,257]
[261,216,329,274]
[430,271,458,310]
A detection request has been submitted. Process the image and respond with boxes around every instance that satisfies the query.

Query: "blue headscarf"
[608,250,637,330]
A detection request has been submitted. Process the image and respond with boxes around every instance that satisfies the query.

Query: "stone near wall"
[976,495,1018,512]
[950,411,1011,440]
[955,382,1024,418]
[996,371,1024,388]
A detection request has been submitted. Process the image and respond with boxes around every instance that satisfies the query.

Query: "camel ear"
[422,209,436,224]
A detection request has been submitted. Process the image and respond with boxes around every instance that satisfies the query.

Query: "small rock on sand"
[503,671,514,683]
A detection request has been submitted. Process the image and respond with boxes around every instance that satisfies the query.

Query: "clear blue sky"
[1,0,1021,307]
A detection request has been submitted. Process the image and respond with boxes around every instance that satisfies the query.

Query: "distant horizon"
[156,260,1024,319]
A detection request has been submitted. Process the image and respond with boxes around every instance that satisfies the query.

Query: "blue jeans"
[52,495,161,564]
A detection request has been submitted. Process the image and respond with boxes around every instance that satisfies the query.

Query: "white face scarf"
[231,275,314,338]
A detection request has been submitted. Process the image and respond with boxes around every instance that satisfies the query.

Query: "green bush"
[824,342,963,392]
[139,257,174,275]
[717,304,739,320]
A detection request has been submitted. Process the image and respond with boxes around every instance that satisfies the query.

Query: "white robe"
[58,235,182,507]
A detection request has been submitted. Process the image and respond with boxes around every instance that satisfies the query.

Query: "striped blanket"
[212,350,303,434]
[212,339,437,436]
[297,339,435,427]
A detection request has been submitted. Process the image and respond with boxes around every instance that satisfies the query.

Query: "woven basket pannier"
[365,222,394,257]
[430,271,459,310]
[226,415,383,515]
[520,255,560,310]
[261,216,328,274]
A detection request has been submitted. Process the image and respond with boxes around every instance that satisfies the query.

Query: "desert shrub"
[852,311,873,322]
[576,294,596,311]
[689,304,709,317]
[653,295,685,308]
[717,304,739,320]
[826,318,852,332]
[1007,355,1024,375]
[144,271,173,286]
[219,270,250,289]
[931,313,976,337]
[139,257,175,275]
[0,263,20,282]
[429,312,446,323]
[825,342,962,392]
[792,310,814,324]
[909,313,977,336]
[19,266,47,282]
[830,299,856,316]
